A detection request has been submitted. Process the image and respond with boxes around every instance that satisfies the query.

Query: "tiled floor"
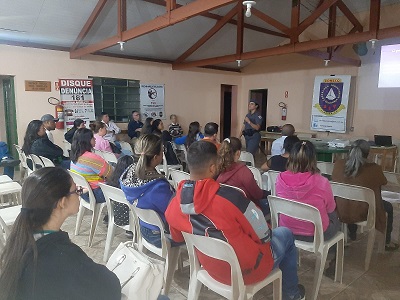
[3,158,400,299]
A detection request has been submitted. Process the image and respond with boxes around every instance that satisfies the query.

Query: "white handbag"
[106,241,165,300]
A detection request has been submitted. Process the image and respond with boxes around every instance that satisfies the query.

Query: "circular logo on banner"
[148,88,157,99]
[319,83,343,114]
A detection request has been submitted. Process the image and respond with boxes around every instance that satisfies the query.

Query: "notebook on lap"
[374,135,393,146]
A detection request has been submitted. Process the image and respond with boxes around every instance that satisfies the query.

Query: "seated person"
[100,112,121,144]
[216,137,269,215]
[0,141,20,179]
[70,128,113,203]
[168,114,183,138]
[0,167,121,300]
[152,119,180,165]
[271,124,295,156]
[120,134,176,248]
[202,122,220,150]
[174,121,204,149]
[275,141,340,242]
[22,120,70,169]
[127,110,143,139]
[166,141,305,300]
[140,117,153,135]
[332,139,398,250]
[90,121,115,154]
[64,118,85,144]
[261,135,300,172]
[40,114,58,143]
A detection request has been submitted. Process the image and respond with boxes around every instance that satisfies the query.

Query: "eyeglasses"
[67,187,84,196]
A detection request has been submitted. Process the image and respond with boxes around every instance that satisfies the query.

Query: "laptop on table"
[374,135,393,147]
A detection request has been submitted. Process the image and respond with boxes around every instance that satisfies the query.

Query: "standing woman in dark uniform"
[241,100,263,156]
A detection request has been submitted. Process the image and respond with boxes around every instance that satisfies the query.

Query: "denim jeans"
[140,226,183,249]
[270,227,301,300]
[81,187,106,203]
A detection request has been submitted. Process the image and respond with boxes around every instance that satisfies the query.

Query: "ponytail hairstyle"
[22,120,43,155]
[70,128,94,163]
[0,167,72,300]
[287,140,319,174]
[89,121,105,134]
[218,136,242,173]
[344,139,370,177]
[134,134,163,180]
[185,121,201,149]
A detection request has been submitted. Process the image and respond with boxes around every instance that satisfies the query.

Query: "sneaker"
[102,214,109,225]
[287,284,305,300]
[385,242,399,251]
[0,158,20,167]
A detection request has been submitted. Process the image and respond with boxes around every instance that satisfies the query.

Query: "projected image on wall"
[378,44,400,88]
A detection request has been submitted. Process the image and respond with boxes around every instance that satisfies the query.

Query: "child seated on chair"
[168,114,183,139]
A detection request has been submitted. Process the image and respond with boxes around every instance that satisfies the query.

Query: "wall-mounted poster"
[59,79,95,128]
[140,84,165,120]
[310,75,351,133]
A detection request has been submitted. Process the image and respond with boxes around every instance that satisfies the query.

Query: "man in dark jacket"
[166,141,305,300]
[31,137,70,169]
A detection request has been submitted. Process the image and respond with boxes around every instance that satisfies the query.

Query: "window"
[91,77,140,122]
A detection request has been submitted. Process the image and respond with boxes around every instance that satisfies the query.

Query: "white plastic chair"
[182,232,282,300]
[0,175,12,184]
[119,141,133,155]
[0,181,22,206]
[156,153,183,179]
[63,140,71,157]
[268,195,344,300]
[383,171,400,186]
[248,166,263,189]
[330,181,382,270]
[267,170,280,195]
[130,205,180,296]
[170,170,190,189]
[30,154,44,169]
[0,215,11,250]
[99,183,138,262]
[174,143,188,170]
[93,149,105,159]
[68,171,106,247]
[0,204,21,226]
[317,161,334,176]
[239,151,255,167]
[14,144,32,178]
[39,156,55,167]
[100,150,118,165]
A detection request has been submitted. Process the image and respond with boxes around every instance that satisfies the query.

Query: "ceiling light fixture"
[324,59,330,67]
[236,59,242,67]
[369,38,378,49]
[118,41,125,51]
[243,1,256,18]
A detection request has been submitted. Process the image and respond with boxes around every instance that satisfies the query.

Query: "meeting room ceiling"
[1,0,400,71]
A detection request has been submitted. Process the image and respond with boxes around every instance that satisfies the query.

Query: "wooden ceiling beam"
[70,0,237,59]
[173,25,400,70]
[166,0,177,12]
[369,0,380,33]
[251,8,290,35]
[333,26,358,53]
[296,0,339,35]
[337,0,363,32]
[301,49,360,66]
[327,3,337,57]
[117,0,127,39]
[175,6,237,64]
[142,0,289,38]
[236,2,244,56]
[70,0,107,51]
[291,0,300,43]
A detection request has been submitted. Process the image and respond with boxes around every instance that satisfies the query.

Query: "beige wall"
[0,45,241,146]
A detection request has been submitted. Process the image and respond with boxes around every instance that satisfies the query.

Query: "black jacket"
[30,137,64,163]
[64,127,77,144]
[17,231,121,300]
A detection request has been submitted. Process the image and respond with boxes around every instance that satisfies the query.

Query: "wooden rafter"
[251,8,290,35]
[70,0,237,59]
[236,2,244,56]
[291,0,300,43]
[117,0,127,38]
[369,0,380,34]
[301,49,360,66]
[327,3,337,58]
[175,6,237,64]
[142,0,289,38]
[337,0,363,32]
[172,25,400,70]
[70,0,107,51]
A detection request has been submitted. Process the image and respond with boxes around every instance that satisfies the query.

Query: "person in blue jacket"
[174,121,204,149]
[120,134,176,248]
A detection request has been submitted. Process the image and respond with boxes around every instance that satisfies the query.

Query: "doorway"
[249,89,268,130]
[220,84,238,140]
[0,76,18,158]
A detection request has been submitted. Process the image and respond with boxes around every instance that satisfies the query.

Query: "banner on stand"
[310,75,351,133]
[59,79,95,128]
[140,84,165,120]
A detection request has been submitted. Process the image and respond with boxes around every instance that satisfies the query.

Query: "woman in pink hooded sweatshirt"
[216,137,269,215]
[275,141,340,242]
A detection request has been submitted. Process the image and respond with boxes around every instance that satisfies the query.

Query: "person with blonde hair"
[120,134,175,247]
[276,141,340,242]
[0,168,120,300]
[332,139,397,250]
[216,137,269,215]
